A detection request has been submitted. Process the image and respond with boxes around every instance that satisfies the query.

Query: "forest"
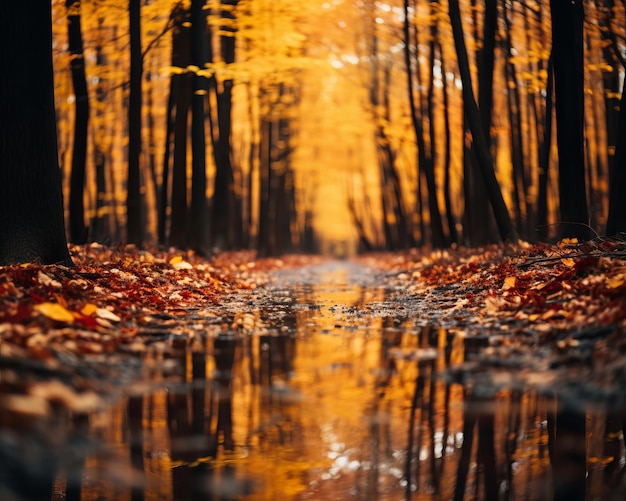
[30,0,623,260]
[2,2,626,499]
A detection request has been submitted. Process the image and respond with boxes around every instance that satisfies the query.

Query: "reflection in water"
[1,263,625,500]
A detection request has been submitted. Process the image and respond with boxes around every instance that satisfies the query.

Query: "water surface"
[2,262,624,500]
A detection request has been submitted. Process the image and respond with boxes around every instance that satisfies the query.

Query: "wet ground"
[1,261,626,500]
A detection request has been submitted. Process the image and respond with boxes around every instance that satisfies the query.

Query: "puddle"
[1,262,625,500]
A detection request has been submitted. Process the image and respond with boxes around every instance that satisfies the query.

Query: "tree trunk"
[0,1,71,265]
[550,0,592,240]
[403,0,446,248]
[212,0,243,250]
[606,78,626,235]
[190,0,210,255]
[66,0,89,244]
[168,8,192,249]
[448,0,517,243]
[91,22,110,244]
[126,0,143,246]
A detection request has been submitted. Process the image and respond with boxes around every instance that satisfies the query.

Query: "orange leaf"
[81,303,99,316]
[502,276,516,291]
[34,302,74,323]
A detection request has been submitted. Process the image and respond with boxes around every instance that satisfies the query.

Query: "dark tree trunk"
[258,118,273,257]
[537,54,554,233]
[159,74,176,246]
[550,0,592,240]
[126,0,143,246]
[91,23,110,244]
[212,0,243,250]
[503,7,528,236]
[190,0,210,255]
[66,0,89,244]
[441,57,458,244]
[465,0,497,245]
[0,1,71,265]
[448,0,517,243]
[606,78,626,235]
[403,0,446,248]
[169,73,191,249]
[168,9,192,249]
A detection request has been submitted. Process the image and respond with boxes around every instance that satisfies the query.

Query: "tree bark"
[190,0,210,255]
[0,1,71,265]
[66,0,89,244]
[448,0,518,243]
[550,0,592,240]
[126,0,143,246]
[606,78,626,235]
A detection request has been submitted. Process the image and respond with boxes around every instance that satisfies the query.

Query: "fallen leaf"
[96,308,121,322]
[169,255,183,265]
[34,302,75,323]
[502,276,516,291]
[38,271,61,288]
[81,303,99,316]
[606,274,625,289]
[172,260,193,270]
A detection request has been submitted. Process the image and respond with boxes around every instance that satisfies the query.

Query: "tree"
[448,0,518,243]
[550,0,592,240]
[0,1,71,265]
[126,0,143,246]
[606,79,626,235]
[212,0,244,250]
[190,0,210,255]
[66,0,90,244]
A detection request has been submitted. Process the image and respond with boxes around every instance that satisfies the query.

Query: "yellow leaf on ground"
[606,274,625,289]
[560,258,576,267]
[34,302,74,323]
[169,255,183,264]
[502,276,516,290]
[81,303,99,316]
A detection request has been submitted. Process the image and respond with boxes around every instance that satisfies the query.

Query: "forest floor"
[1,239,626,416]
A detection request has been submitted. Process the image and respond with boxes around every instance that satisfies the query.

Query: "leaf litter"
[1,239,626,419]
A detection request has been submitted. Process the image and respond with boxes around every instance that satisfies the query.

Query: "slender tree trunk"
[91,20,110,243]
[169,9,192,249]
[190,0,210,255]
[441,56,458,244]
[126,0,143,245]
[159,76,176,245]
[258,117,273,257]
[212,0,243,250]
[537,54,554,229]
[66,0,89,244]
[550,0,592,240]
[403,0,446,248]
[606,78,626,235]
[448,0,517,242]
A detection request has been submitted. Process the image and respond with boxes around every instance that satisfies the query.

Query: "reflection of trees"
[164,334,239,499]
[398,330,626,500]
[548,399,586,500]
[128,394,144,501]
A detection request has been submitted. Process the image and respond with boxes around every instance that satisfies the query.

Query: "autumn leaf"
[81,303,99,316]
[606,274,625,289]
[170,255,193,270]
[37,271,61,288]
[502,276,516,291]
[33,302,74,323]
[95,308,121,322]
